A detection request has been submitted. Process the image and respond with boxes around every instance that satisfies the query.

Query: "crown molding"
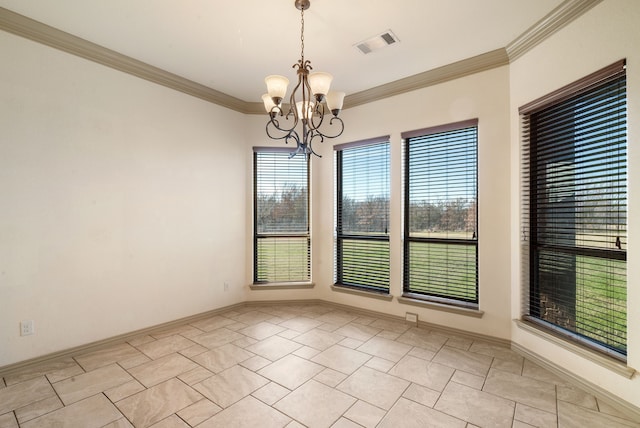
[1,1,602,115]
[506,0,603,61]
[344,48,510,110]
[0,7,249,113]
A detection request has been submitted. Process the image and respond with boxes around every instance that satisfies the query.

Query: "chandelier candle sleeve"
[262,0,345,160]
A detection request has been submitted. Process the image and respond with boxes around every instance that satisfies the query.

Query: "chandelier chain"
[300,6,305,62]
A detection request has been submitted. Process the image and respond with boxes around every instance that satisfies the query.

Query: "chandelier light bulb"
[296,100,316,121]
[326,91,345,116]
[308,72,333,100]
[265,75,289,105]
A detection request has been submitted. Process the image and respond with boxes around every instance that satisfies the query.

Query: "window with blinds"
[254,148,310,283]
[520,60,627,359]
[403,120,478,306]
[335,137,390,292]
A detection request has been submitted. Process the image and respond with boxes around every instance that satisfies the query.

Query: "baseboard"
[512,342,640,421]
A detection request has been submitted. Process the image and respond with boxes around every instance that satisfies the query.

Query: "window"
[254,148,309,283]
[335,137,390,292]
[520,60,627,359]
[403,120,478,307]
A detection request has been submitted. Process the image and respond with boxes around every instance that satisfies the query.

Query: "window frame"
[253,147,310,284]
[402,119,479,308]
[519,59,627,361]
[334,136,391,294]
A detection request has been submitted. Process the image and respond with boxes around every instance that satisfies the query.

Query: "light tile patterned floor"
[1,303,639,428]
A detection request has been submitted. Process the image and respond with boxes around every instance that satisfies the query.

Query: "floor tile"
[22,394,123,428]
[402,383,440,407]
[0,413,19,428]
[432,346,493,377]
[408,346,436,361]
[44,363,85,383]
[116,378,202,428]
[337,366,410,410]
[198,396,291,428]
[316,311,359,326]
[191,327,244,349]
[135,334,197,359]
[179,343,209,358]
[177,366,214,386]
[245,335,303,361]
[194,365,269,408]
[279,316,323,333]
[314,368,348,388]
[311,344,371,375]
[74,343,142,371]
[343,400,387,428]
[451,369,485,389]
[0,377,56,415]
[444,335,473,351]
[102,418,134,428]
[522,360,568,386]
[127,353,200,387]
[252,382,291,406]
[53,363,133,405]
[176,398,222,426]
[127,334,156,347]
[190,315,237,332]
[331,417,361,428]
[357,336,412,363]
[293,345,322,359]
[483,368,556,413]
[364,356,395,372]
[396,328,448,352]
[369,318,410,334]
[514,403,558,428]
[293,329,345,351]
[275,380,356,428]
[151,324,204,340]
[240,355,272,371]
[334,323,381,342]
[240,321,286,340]
[232,311,275,326]
[191,343,254,373]
[388,355,454,391]
[435,380,515,427]
[105,379,146,402]
[557,384,598,410]
[149,414,190,427]
[558,400,638,428]
[378,397,466,428]
[3,358,79,386]
[14,396,63,425]
[259,354,325,390]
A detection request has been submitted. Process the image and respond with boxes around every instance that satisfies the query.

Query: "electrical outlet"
[405,312,418,324]
[20,320,34,336]
[223,281,229,292]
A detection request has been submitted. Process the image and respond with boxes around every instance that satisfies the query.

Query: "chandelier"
[262,0,345,160]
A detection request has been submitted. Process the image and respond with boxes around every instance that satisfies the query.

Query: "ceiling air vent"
[355,30,399,55]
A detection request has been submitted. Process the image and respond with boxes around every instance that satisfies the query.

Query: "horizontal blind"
[404,122,478,303]
[522,63,627,357]
[336,141,390,291]
[254,150,309,283]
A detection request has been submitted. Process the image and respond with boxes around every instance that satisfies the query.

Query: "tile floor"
[1,303,638,428]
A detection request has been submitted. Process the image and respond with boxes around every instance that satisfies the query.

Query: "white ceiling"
[0,0,564,103]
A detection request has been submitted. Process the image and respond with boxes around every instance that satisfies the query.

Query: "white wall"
[509,0,640,408]
[246,65,513,340]
[0,31,248,367]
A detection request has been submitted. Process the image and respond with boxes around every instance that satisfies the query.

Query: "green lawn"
[255,236,627,353]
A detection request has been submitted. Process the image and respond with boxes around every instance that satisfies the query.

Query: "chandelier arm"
[266,117,302,145]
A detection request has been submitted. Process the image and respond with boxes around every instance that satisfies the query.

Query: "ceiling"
[0,0,565,106]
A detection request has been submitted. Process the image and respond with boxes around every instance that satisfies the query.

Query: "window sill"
[514,319,634,379]
[331,284,393,301]
[397,293,483,318]
[250,282,315,290]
